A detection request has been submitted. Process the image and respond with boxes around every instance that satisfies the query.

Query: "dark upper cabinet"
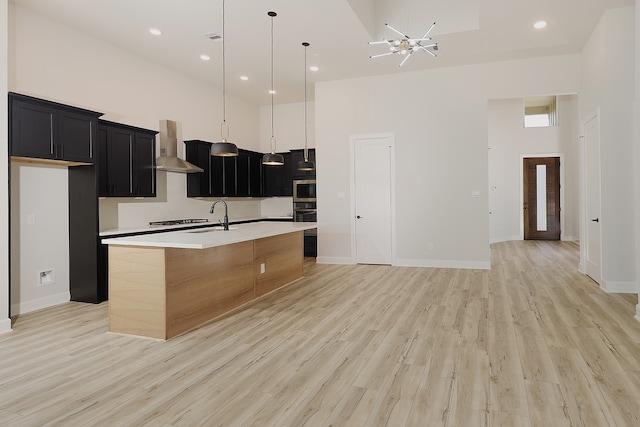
[236,149,263,197]
[9,92,101,162]
[97,120,157,197]
[185,140,213,197]
[262,152,293,197]
[248,152,263,196]
[291,148,316,179]
[185,140,263,197]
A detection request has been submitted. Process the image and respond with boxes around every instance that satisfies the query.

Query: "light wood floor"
[1,241,639,426]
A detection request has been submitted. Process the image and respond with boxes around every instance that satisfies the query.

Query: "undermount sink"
[187,226,238,233]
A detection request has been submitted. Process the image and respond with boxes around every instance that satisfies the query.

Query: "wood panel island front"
[102,222,318,340]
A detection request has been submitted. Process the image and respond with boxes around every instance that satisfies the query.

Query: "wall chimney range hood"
[155,120,204,173]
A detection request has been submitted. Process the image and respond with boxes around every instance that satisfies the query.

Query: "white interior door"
[583,114,602,284]
[353,136,393,264]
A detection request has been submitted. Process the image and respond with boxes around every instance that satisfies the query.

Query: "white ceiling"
[11,0,634,106]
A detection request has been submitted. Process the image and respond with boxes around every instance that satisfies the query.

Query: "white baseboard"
[600,280,637,294]
[394,258,491,270]
[489,235,521,244]
[0,318,12,335]
[11,292,70,315]
[316,256,356,265]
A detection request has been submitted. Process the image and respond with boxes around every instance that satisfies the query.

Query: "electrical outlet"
[27,214,35,225]
[428,243,434,250]
[38,269,56,286]
[260,263,266,274]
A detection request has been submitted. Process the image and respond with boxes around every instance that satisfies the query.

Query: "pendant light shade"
[262,11,284,166]
[211,0,238,157]
[298,42,316,171]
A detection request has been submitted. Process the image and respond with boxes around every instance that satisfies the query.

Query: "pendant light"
[262,11,285,165]
[210,0,238,157]
[298,42,316,171]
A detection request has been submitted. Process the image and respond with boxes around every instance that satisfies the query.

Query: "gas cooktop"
[149,219,209,226]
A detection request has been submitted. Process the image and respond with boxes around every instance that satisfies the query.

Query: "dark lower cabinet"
[97,120,157,197]
[304,232,317,257]
[9,92,101,162]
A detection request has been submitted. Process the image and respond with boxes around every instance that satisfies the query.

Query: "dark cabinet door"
[222,157,236,196]
[235,149,263,197]
[282,152,294,195]
[97,121,157,197]
[263,152,292,196]
[236,154,250,197]
[134,132,156,197]
[10,100,57,159]
[108,128,134,196]
[9,93,100,162]
[58,110,96,162]
[97,127,109,196]
[186,141,213,197]
[249,153,262,197]
[291,148,316,179]
[210,155,225,196]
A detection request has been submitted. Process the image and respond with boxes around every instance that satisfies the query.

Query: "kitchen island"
[102,222,317,340]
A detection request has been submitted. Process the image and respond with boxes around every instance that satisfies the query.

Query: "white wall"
[488,95,580,243]
[10,165,70,313]
[0,0,11,333]
[580,7,636,292]
[315,55,581,267]
[8,4,261,311]
[259,101,315,153]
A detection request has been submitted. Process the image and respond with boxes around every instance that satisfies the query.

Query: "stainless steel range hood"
[155,119,204,173]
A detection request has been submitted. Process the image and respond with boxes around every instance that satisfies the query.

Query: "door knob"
[591,218,599,222]
[356,215,363,219]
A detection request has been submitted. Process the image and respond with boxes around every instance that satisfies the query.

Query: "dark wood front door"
[523,157,560,240]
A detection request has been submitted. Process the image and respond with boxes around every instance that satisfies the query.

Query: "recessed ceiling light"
[240,76,249,81]
[200,54,211,61]
[534,21,547,29]
[148,28,162,36]
[268,89,276,94]
[309,66,319,72]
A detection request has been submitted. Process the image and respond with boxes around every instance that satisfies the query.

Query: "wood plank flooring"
[1,241,639,426]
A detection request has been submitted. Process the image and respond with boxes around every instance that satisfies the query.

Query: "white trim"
[10,292,70,315]
[316,256,355,265]
[519,153,565,240]
[394,259,491,270]
[599,280,637,294]
[0,318,12,335]
[349,133,396,265]
[636,304,640,322]
[490,235,523,244]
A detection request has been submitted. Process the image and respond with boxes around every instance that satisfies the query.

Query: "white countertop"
[101,221,317,249]
[99,216,294,237]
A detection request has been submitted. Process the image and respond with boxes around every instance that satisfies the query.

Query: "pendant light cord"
[270,12,275,153]
[303,43,309,161]
[221,0,228,141]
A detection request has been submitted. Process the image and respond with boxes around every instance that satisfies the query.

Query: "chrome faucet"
[210,200,229,230]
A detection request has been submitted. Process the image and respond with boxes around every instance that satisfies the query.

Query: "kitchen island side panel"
[254,231,304,297]
[108,245,167,339]
[164,241,255,339]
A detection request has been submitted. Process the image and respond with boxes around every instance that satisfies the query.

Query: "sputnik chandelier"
[369,22,439,67]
